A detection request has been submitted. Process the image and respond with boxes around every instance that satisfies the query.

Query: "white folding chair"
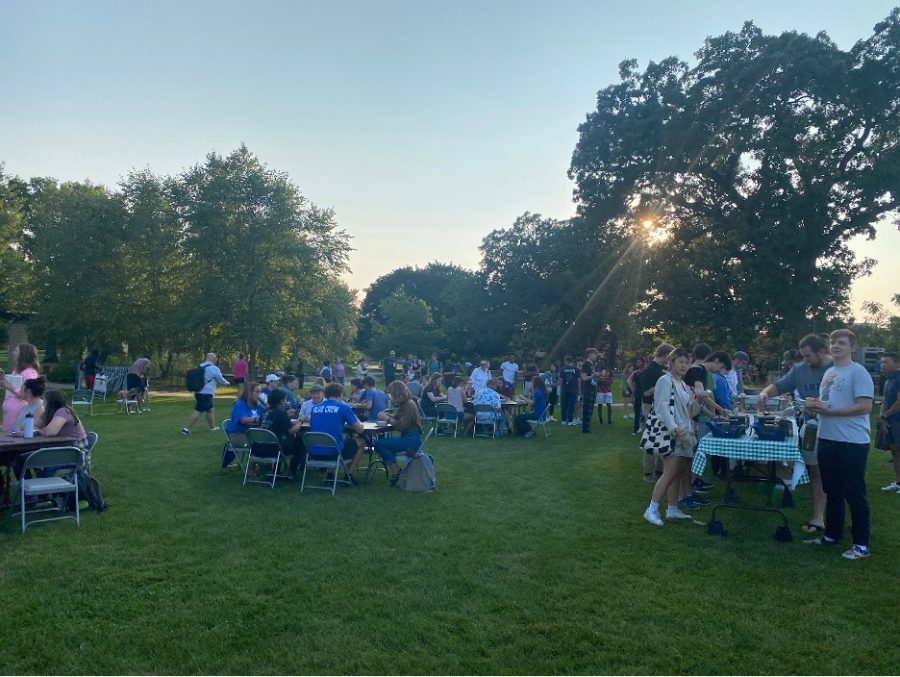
[243,428,290,488]
[527,409,552,439]
[84,431,99,474]
[221,426,250,472]
[116,388,140,415]
[71,389,94,417]
[301,432,351,495]
[16,446,84,533]
[92,374,109,402]
[435,403,459,438]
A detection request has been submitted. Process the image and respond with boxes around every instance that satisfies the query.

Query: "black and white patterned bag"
[640,382,675,456]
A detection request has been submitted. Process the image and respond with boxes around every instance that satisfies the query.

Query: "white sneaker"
[643,507,664,526]
[666,508,691,520]
[880,481,900,492]
[546,415,556,421]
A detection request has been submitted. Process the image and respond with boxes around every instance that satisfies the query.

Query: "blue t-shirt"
[363,388,387,422]
[227,399,263,434]
[713,373,732,411]
[533,388,547,418]
[309,399,359,453]
[883,371,900,425]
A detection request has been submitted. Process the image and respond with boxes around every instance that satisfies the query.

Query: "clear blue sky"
[2,0,897,311]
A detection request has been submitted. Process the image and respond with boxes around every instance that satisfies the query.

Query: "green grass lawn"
[1,391,899,674]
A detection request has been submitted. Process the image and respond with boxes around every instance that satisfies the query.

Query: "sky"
[2,0,898,312]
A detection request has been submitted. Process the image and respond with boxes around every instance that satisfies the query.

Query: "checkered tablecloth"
[692,433,806,484]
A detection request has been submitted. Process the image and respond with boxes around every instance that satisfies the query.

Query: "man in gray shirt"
[803,329,874,560]
[758,334,832,534]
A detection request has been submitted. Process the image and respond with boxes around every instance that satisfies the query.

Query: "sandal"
[801,522,825,534]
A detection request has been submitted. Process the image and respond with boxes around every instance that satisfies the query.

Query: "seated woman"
[514,375,549,437]
[446,377,465,422]
[259,389,305,477]
[375,381,423,486]
[11,377,46,434]
[36,389,88,448]
[226,383,264,435]
[421,373,446,418]
[464,378,506,436]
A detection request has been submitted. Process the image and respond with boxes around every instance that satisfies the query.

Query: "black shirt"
[685,365,709,394]
[581,360,596,393]
[261,407,293,450]
[560,365,579,390]
[637,361,666,404]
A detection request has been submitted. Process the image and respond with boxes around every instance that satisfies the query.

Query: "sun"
[640,218,670,246]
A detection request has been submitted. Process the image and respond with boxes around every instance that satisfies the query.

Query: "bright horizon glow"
[1,0,897,312]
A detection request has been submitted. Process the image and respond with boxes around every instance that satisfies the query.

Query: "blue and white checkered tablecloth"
[692,433,808,485]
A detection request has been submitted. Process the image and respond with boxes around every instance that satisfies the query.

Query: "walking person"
[182,353,230,435]
[232,353,249,399]
[803,330,875,559]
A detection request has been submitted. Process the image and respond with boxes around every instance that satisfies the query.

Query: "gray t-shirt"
[774,360,832,400]
[817,362,874,444]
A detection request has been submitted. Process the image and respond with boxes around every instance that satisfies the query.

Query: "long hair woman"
[1,343,41,433]
[642,348,701,525]
[375,380,423,485]
[38,388,88,448]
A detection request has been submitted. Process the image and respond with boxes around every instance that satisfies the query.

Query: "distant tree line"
[358,10,900,366]
[0,145,358,376]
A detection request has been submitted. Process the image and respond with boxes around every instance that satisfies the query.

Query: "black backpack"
[186,363,207,392]
[67,468,109,512]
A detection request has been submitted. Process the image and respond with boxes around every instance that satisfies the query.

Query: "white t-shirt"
[817,362,874,444]
[500,361,519,384]
[471,367,491,393]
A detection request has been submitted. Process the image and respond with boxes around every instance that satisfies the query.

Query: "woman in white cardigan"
[643,348,702,525]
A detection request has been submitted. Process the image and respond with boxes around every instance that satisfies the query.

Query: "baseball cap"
[308,383,324,393]
[265,373,279,383]
[389,350,396,355]
[733,351,749,362]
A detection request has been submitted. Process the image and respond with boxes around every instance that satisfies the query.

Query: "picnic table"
[692,420,805,540]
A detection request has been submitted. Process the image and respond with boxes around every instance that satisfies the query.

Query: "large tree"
[569,11,900,349]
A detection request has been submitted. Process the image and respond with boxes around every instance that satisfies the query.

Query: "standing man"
[594,358,613,425]
[758,334,833,534]
[803,330,874,560]
[636,343,674,482]
[500,354,519,398]
[128,354,152,412]
[232,353,249,398]
[580,348,599,434]
[442,354,460,389]
[382,351,397,386]
[82,349,102,391]
[559,356,579,426]
[333,358,346,385]
[523,356,539,397]
[470,360,492,394]
[726,350,749,397]
[877,352,900,492]
[182,352,230,435]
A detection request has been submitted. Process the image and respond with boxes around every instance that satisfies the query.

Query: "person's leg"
[606,402,613,424]
[646,454,682,522]
[547,389,557,416]
[633,397,642,433]
[892,443,900,484]
[806,464,825,528]
[206,407,216,429]
[817,439,845,542]
[581,394,593,432]
[843,442,870,548]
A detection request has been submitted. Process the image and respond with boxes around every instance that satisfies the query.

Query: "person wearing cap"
[182,352,229,435]
[382,351,397,386]
[259,373,281,407]
[727,351,750,397]
[298,383,326,422]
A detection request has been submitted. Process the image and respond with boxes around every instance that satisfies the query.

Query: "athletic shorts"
[194,393,214,413]
[799,423,818,466]
[595,392,613,405]
[234,377,245,384]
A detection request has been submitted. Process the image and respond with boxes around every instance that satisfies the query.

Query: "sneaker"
[643,507,664,526]
[678,498,701,511]
[841,545,871,560]
[688,492,710,505]
[804,534,838,545]
[666,508,691,520]
[181,428,191,435]
[692,478,713,493]
[389,472,402,487]
[209,426,220,432]
[546,415,556,421]
[880,481,900,492]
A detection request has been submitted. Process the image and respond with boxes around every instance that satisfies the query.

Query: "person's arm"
[653,375,678,433]
[808,396,873,417]
[214,366,229,386]
[881,391,900,420]
[38,412,67,437]
[758,368,795,404]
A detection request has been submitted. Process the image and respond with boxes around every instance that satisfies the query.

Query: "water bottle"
[23,412,34,439]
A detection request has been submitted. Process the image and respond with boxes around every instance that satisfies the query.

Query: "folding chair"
[92,374,109,402]
[16,446,84,533]
[472,404,499,438]
[221,426,250,472]
[301,432,351,495]
[418,399,438,430]
[71,389,94,417]
[243,428,291,488]
[527,409,552,439]
[435,403,460,438]
[84,431,99,474]
[116,388,140,415]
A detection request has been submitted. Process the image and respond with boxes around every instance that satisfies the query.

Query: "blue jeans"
[375,431,421,466]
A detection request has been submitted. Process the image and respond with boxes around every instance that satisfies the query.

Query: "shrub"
[48,364,76,384]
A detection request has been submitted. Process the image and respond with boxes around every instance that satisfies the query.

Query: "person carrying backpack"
[182,353,230,435]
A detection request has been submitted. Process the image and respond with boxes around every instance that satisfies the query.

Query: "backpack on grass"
[185,363,206,392]
[67,467,109,512]
[398,453,436,493]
